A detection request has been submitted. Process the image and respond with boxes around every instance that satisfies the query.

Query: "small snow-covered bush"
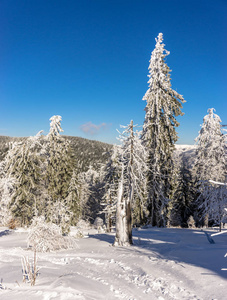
[8,218,20,229]
[27,217,77,252]
[76,219,91,230]
[70,228,84,238]
[187,216,196,228]
[93,217,104,229]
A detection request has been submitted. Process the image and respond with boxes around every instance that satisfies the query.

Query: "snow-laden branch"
[209,180,227,186]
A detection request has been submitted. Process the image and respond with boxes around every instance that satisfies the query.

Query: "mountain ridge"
[0,135,113,171]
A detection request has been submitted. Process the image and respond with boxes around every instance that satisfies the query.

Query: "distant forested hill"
[0,135,113,172]
[0,135,196,172]
[65,136,113,171]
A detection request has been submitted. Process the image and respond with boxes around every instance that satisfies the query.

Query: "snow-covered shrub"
[76,219,91,230]
[8,218,20,229]
[93,217,104,229]
[69,228,84,238]
[187,216,196,228]
[27,217,77,252]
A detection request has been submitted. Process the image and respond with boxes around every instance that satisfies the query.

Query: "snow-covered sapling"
[21,249,39,286]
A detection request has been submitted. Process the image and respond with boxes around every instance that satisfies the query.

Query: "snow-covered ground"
[0,226,226,300]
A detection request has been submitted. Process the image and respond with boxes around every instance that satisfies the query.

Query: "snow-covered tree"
[114,121,147,246]
[0,161,15,225]
[82,165,104,223]
[51,199,72,234]
[193,108,226,182]
[142,33,185,227]
[169,157,195,227]
[193,108,226,228]
[66,169,81,225]
[200,183,227,231]
[100,145,121,232]
[48,115,64,137]
[44,116,74,223]
[4,132,43,226]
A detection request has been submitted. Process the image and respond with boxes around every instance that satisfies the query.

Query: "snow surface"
[0,227,226,300]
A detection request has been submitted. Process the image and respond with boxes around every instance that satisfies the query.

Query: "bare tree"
[114,121,147,246]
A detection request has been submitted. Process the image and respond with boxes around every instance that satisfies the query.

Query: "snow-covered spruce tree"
[193,108,226,228]
[5,133,43,226]
[50,199,72,235]
[44,116,74,231]
[169,157,195,227]
[193,108,226,183]
[74,170,91,221]
[100,145,121,232]
[82,165,104,223]
[200,183,227,231]
[0,160,15,225]
[114,120,147,246]
[66,169,81,225]
[142,33,185,227]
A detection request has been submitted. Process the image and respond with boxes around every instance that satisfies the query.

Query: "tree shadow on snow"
[0,230,11,237]
[90,228,227,279]
[89,233,115,245]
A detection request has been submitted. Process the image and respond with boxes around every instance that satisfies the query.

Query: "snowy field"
[0,227,226,300]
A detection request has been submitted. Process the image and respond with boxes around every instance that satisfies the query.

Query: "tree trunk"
[114,167,133,246]
[114,120,135,246]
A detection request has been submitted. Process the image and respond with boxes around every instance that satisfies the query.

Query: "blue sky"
[0,0,226,145]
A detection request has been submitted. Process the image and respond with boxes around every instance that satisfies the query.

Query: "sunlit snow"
[0,226,226,300]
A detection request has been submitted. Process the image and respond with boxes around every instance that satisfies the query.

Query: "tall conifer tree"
[193,108,226,183]
[169,159,195,227]
[100,145,121,232]
[193,108,226,229]
[142,33,185,226]
[5,133,43,225]
[45,116,74,223]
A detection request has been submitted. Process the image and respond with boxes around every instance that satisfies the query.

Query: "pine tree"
[5,133,43,226]
[0,160,15,225]
[44,116,74,225]
[67,169,81,225]
[169,157,195,227]
[75,170,91,221]
[193,108,226,183]
[82,165,104,223]
[100,145,121,232]
[200,183,227,231]
[142,33,185,227]
[193,108,227,229]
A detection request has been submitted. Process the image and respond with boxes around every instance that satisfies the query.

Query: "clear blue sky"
[0,0,226,145]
